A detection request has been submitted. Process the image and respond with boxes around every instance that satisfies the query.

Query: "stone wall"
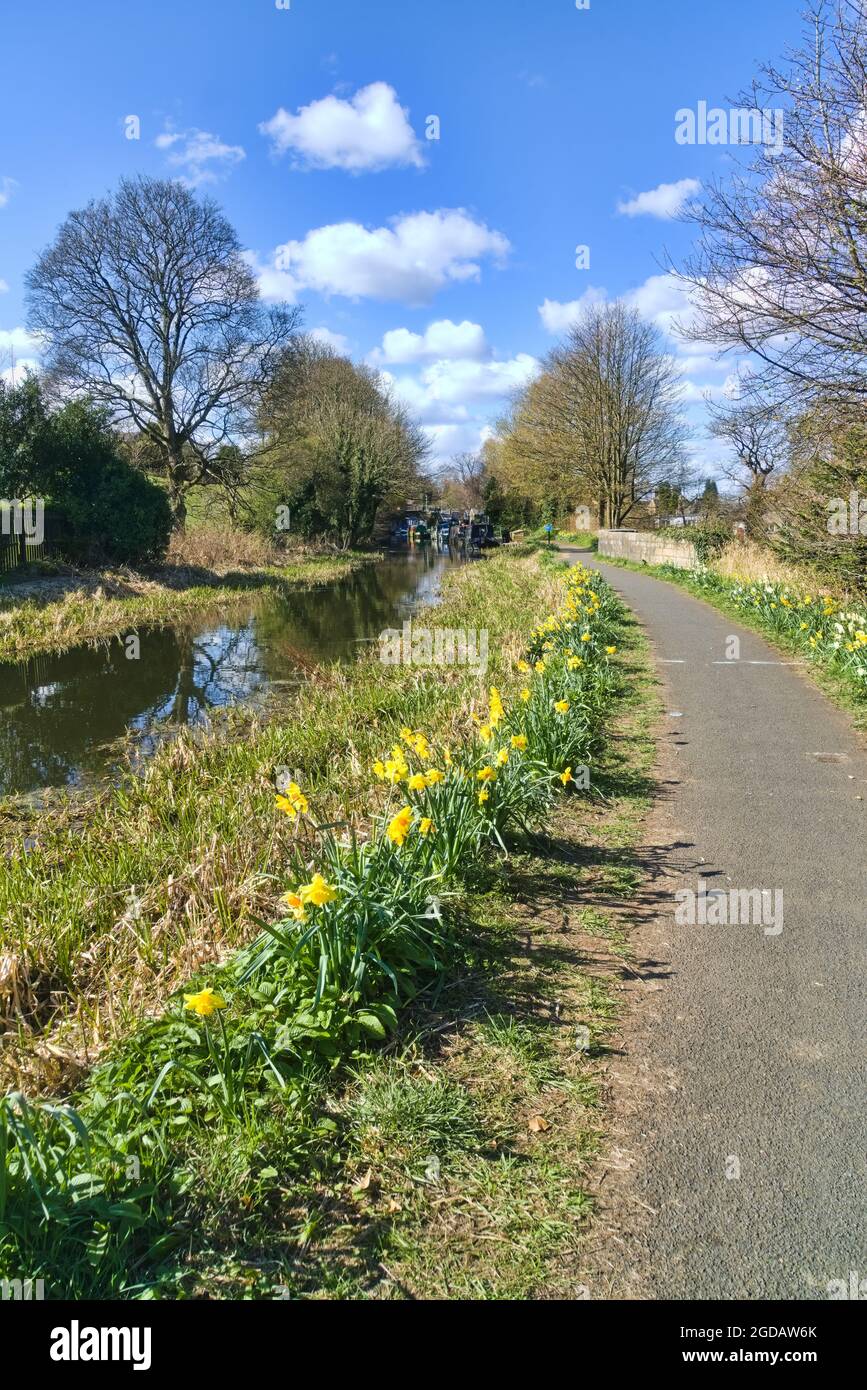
[597,528,697,570]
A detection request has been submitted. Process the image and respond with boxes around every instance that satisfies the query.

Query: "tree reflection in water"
[0,547,466,796]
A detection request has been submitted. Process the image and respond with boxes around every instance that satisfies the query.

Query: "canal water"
[0,546,467,798]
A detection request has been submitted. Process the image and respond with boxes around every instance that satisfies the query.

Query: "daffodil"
[280,890,307,923]
[605,646,617,656]
[568,656,582,670]
[511,733,528,750]
[299,873,338,906]
[554,699,570,714]
[517,660,531,674]
[477,766,497,783]
[560,767,574,786]
[496,747,509,766]
[408,772,428,792]
[520,687,531,703]
[276,782,308,818]
[534,660,546,674]
[425,768,445,786]
[419,817,436,836]
[489,687,505,727]
[478,788,490,805]
[387,806,414,847]
[184,987,226,1017]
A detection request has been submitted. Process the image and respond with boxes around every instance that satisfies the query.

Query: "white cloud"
[0,326,42,357]
[258,210,510,305]
[414,354,538,405]
[425,422,493,467]
[245,256,299,302]
[675,351,726,376]
[156,126,245,186]
[1,359,39,385]
[371,319,488,364]
[617,178,700,219]
[538,287,607,335]
[381,350,539,473]
[0,279,8,294]
[625,273,695,335]
[540,274,699,339]
[309,326,350,353]
[0,178,17,209]
[260,82,423,172]
[383,353,537,419]
[679,378,734,403]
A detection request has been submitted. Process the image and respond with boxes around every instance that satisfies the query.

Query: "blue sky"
[0,0,801,475]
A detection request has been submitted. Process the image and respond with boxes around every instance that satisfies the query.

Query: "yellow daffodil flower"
[184,987,226,1017]
[387,806,414,847]
[299,873,338,907]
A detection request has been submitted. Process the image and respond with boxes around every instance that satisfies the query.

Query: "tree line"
[2,175,431,565]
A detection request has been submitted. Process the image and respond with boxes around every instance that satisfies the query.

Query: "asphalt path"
[560,548,867,1300]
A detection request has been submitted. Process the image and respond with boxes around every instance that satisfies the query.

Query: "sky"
[0,0,803,477]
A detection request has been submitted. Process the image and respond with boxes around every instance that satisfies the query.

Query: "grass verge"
[0,550,376,663]
[0,552,655,1299]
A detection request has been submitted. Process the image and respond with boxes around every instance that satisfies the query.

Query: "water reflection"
[0,547,464,796]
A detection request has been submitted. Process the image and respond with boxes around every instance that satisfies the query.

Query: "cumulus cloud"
[0,327,41,384]
[256,209,509,305]
[0,326,42,357]
[372,318,537,467]
[411,354,538,406]
[371,319,488,364]
[381,350,538,469]
[1,359,38,385]
[260,82,423,172]
[617,178,700,219]
[424,422,494,467]
[538,288,608,335]
[540,276,702,339]
[309,326,350,353]
[0,177,17,209]
[155,126,245,186]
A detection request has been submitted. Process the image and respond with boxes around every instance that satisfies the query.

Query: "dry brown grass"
[166,524,281,572]
[711,540,821,588]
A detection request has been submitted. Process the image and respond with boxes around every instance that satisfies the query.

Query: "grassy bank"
[0,544,376,663]
[598,552,867,726]
[0,551,648,1298]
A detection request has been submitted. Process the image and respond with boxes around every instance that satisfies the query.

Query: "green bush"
[0,382,172,567]
[51,459,172,567]
[657,517,731,563]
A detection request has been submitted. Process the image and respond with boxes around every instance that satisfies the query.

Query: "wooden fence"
[0,505,50,576]
[0,532,49,575]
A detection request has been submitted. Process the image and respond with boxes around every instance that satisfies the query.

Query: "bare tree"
[676,1,867,418]
[26,176,300,527]
[437,450,487,510]
[707,396,790,490]
[545,302,687,526]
